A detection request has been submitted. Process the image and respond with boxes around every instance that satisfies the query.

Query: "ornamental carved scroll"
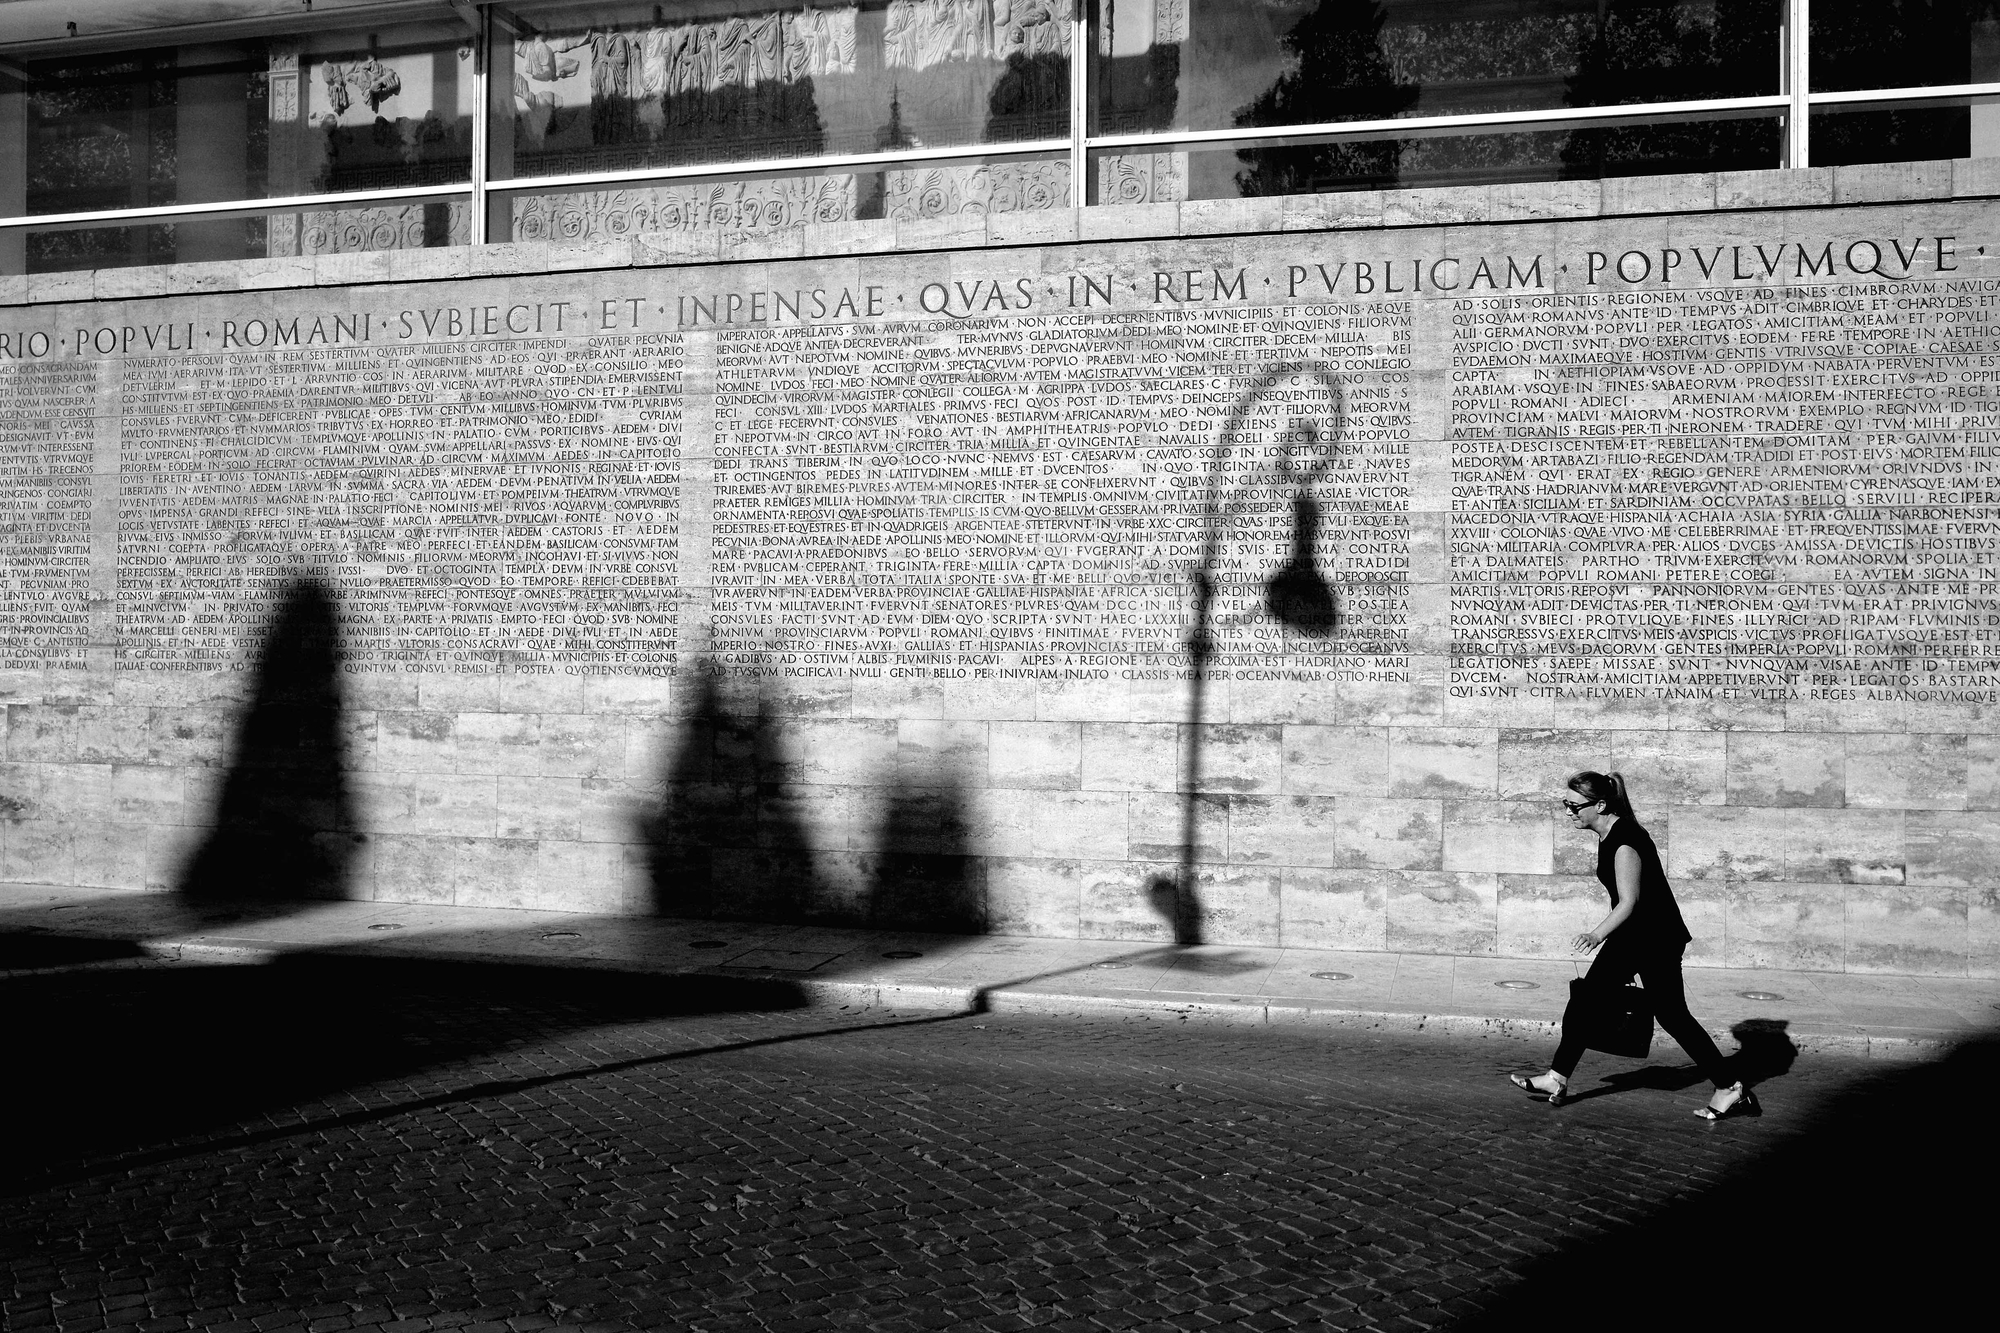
[510,176,859,242]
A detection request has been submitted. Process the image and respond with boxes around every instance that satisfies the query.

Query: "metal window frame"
[5,0,2000,245]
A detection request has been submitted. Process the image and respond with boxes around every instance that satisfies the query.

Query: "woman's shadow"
[1560,1017,1800,1103]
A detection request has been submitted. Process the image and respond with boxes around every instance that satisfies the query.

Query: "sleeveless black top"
[1597,817,1692,949]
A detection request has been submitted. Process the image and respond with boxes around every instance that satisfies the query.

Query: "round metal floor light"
[1310,971,1353,981]
[1495,979,1540,990]
[1739,990,1784,1002]
[882,950,923,959]
[541,931,582,941]
[367,922,403,931]
[1092,961,1130,969]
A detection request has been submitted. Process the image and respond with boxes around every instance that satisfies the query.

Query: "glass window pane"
[1809,103,1997,165]
[2,197,470,276]
[1100,113,1780,202]
[494,1,1071,181]
[1811,0,2000,93]
[494,151,1068,241]
[1097,0,1780,140]
[8,19,473,226]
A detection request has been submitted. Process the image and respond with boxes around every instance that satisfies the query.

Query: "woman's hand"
[1571,930,1603,954]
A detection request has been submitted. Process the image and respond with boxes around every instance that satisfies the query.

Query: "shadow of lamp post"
[1167,366,1345,944]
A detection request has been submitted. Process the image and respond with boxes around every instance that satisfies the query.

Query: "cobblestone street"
[4,953,1988,1333]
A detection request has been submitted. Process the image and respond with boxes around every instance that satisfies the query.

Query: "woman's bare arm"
[1573,844,1642,953]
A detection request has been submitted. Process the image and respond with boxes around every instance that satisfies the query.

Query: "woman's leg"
[1638,950,1733,1086]
[1549,940,1640,1078]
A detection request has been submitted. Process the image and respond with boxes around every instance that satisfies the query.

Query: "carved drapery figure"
[884,0,1068,70]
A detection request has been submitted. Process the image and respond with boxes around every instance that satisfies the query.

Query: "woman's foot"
[1508,1071,1568,1105]
[1694,1081,1759,1120]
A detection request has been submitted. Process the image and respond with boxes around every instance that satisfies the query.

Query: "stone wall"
[2,163,1997,974]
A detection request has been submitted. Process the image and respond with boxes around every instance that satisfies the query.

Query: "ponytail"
[1567,769,1634,820]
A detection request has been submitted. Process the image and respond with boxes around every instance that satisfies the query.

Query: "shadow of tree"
[178,577,356,918]
[640,672,986,936]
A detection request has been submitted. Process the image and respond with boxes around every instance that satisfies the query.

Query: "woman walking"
[1510,771,1756,1119]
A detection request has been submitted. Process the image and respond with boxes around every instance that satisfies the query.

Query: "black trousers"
[1551,935,1732,1086]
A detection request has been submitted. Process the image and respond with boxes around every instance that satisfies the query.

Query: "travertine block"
[1496,873,1600,959]
[1031,789,1129,861]
[1782,808,1906,884]
[1727,732,1845,807]
[989,720,1081,789]
[1278,867,1387,951]
[1227,793,1339,868]
[1722,882,1846,971]
[1844,733,1969,810]
[406,772,497,837]
[1441,800,1552,875]
[1282,725,1390,796]
[1844,883,1967,975]
[1388,727,1498,797]
[1906,811,2000,888]
[1190,865,1283,947]
[1334,796,1442,870]
[1125,789,1223,864]
[1181,723,1282,794]
[1665,806,1785,882]
[497,775,584,841]
[1384,870,1498,956]
[1609,731,1726,808]
[993,856,1087,937]
[1079,722,1177,792]
[896,718,988,788]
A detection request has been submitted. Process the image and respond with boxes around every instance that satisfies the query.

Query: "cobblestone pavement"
[3,953,1987,1333]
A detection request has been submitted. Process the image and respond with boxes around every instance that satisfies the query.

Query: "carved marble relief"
[883,0,1071,68]
[293,203,471,255]
[519,6,859,122]
[1097,151,1187,205]
[510,175,858,242]
[883,159,1069,217]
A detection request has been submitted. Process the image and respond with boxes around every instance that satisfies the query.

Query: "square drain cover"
[724,949,843,973]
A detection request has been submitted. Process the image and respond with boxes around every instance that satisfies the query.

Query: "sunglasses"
[1561,798,1600,815]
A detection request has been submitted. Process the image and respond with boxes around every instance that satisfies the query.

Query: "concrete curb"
[124,934,1957,1063]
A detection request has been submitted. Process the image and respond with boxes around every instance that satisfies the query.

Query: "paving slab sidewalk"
[6,883,1996,1059]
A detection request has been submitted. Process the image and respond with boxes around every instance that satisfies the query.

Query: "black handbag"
[1569,978,1654,1058]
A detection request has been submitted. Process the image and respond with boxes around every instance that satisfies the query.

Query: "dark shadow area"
[1233,0,1416,195]
[178,577,356,919]
[1147,872,1204,947]
[0,929,147,969]
[868,774,984,935]
[641,671,986,934]
[1462,1038,1998,1329]
[0,951,811,1197]
[642,673,817,923]
[1264,492,1338,638]
[1544,1018,1804,1106]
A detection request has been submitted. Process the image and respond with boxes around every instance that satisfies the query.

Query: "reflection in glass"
[1095,0,1780,201]
[497,1,1070,181]
[1811,0,2000,93]
[1,199,468,277]
[2,21,472,266]
[497,150,1067,242]
[1119,115,1782,201]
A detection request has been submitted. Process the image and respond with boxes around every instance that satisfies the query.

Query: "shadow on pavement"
[1462,1037,1997,1328]
[1561,1020,1804,1106]
[0,952,812,1196]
